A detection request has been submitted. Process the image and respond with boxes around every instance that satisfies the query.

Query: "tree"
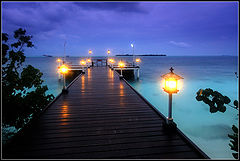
[196,88,238,159]
[2,28,54,130]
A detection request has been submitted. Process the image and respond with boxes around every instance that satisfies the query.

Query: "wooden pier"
[3,66,209,159]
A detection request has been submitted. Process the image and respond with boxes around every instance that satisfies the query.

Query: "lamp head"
[59,65,69,74]
[136,58,141,63]
[80,60,86,65]
[161,67,183,94]
[118,61,125,68]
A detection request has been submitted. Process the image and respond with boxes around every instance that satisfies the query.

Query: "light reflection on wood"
[81,75,85,90]
[60,105,69,125]
[119,82,125,106]
[88,68,91,79]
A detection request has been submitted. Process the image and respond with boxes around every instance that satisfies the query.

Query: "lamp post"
[118,61,125,79]
[135,58,141,67]
[80,60,86,74]
[131,43,134,66]
[107,50,110,66]
[59,64,69,94]
[63,41,66,64]
[87,58,91,68]
[89,50,92,55]
[161,67,183,130]
[89,50,92,66]
[135,58,141,79]
[57,58,62,80]
[109,58,115,69]
[57,58,62,66]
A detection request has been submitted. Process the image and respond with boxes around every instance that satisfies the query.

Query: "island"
[115,54,166,56]
[43,54,53,57]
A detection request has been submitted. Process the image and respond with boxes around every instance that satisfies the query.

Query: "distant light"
[89,50,92,54]
[80,60,86,65]
[118,61,125,68]
[59,65,69,74]
[57,58,61,62]
[131,44,134,48]
[161,67,183,94]
[135,58,141,63]
[87,59,91,63]
[107,50,110,54]
[109,58,115,64]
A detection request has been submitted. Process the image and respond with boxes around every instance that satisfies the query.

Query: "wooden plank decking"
[3,67,208,159]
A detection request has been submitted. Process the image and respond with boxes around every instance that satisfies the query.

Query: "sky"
[2,1,239,56]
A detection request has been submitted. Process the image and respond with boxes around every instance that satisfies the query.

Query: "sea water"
[22,56,238,159]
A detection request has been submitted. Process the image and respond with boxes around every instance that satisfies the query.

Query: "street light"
[57,58,62,66]
[87,58,91,68]
[109,58,115,69]
[80,60,86,74]
[135,58,141,66]
[131,43,134,66]
[89,50,92,55]
[57,58,62,80]
[59,64,69,94]
[161,67,183,129]
[118,61,125,79]
[89,50,92,67]
[107,50,110,66]
[135,58,141,79]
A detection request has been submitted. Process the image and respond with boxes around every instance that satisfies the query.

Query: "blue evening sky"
[2,1,239,57]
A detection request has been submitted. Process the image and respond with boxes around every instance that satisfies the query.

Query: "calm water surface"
[24,56,238,159]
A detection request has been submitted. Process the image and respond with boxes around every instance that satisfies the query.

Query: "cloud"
[2,2,74,35]
[169,41,191,47]
[73,2,147,13]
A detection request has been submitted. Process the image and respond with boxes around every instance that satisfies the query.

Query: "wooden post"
[137,69,140,79]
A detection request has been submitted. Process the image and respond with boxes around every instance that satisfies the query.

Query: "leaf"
[196,95,203,101]
[223,96,231,104]
[232,125,238,134]
[233,100,238,109]
[233,153,238,159]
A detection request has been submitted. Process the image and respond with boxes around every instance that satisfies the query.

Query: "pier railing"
[112,67,209,159]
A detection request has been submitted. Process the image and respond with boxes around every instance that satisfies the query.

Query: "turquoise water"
[24,56,238,159]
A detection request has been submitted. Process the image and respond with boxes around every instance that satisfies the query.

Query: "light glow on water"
[128,56,238,159]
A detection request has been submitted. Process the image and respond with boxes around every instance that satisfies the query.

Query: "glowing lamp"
[89,50,92,54]
[80,60,86,65]
[59,65,69,74]
[135,58,141,63]
[109,59,114,63]
[87,59,91,63]
[57,58,61,62]
[161,67,183,94]
[161,67,183,128]
[107,50,110,54]
[118,62,125,68]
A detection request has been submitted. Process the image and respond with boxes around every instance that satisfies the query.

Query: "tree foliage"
[228,125,238,159]
[196,88,238,159]
[2,28,54,129]
[195,88,238,113]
